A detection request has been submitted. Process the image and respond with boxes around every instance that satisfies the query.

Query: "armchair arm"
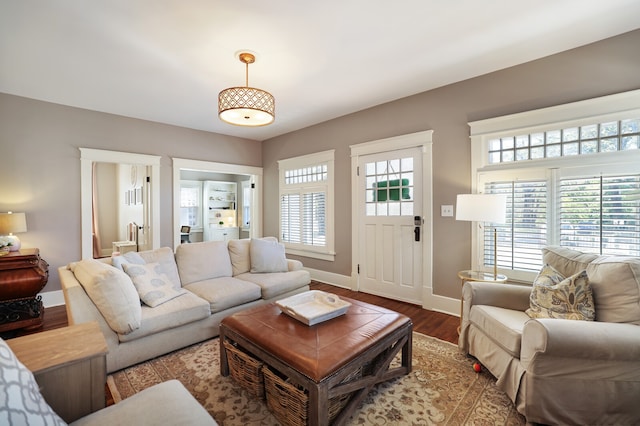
[459,282,531,353]
[522,319,640,366]
[462,281,531,311]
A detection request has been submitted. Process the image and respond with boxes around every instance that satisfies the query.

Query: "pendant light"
[218,52,275,126]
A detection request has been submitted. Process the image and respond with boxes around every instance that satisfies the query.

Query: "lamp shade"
[218,86,275,126]
[218,52,275,127]
[0,212,27,234]
[0,212,27,252]
[456,194,507,223]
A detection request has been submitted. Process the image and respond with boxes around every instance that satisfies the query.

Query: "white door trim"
[80,148,161,260]
[350,130,434,309]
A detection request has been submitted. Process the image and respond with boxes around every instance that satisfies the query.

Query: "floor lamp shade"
[455,194,507,224]
[456,194,507,278]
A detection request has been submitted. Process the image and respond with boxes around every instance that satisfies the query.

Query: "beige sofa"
[60,238,310,373]
[459,246,640,425]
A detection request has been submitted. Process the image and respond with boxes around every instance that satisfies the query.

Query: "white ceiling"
[2,1,639,142]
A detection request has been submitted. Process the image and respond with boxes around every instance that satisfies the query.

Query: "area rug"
[107,333,525,425]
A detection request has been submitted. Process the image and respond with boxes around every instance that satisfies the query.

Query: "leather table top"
[221,297,411,382]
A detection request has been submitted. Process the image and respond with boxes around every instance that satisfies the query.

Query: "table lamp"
[456,194,507,278]
[0,211,28,251]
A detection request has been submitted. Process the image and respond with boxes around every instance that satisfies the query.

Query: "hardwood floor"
[6,281,460,346]
[310,282,460,345]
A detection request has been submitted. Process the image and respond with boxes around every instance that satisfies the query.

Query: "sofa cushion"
[250,238,288,273]
[228,239,251,276]
[526,266,595,321]
[542,246,599,278]
[183,277,261,313]
[236,269,311,299]
[0,338,67,425]
[175,241,232,285]
[122,262,187,307]
[118,291,211,343]
[69,259,141,334]
[468,305,529,358]
[586,256,640,325]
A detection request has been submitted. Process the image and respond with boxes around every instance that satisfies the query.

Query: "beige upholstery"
[459,246,640,425]
[61,240,310,373]
[70,380,217,425]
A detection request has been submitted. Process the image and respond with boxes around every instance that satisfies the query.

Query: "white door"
[357,147,424,304]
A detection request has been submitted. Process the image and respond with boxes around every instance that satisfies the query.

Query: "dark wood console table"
[0,248,49,333]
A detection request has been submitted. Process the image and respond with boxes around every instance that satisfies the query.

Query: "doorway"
[80,148,161,260]
[350,131,433,307]
[172,158,263,248]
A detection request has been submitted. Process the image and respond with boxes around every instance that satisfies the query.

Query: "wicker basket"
[262,366,360,426]
[223,340,265,399]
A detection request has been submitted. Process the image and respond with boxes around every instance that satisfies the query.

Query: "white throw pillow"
[122,262,187,307]
[0,339,67,425]
[111,251,145,271]
[250,238,288,273]
[136,247,182,290]
[69,259,141,334]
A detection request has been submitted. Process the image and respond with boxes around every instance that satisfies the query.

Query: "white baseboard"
[38,290,65,308]
[305,268,459,317]
[426,294,460,318]
[305,268,353,289]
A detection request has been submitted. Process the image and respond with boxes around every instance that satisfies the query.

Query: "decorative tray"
[276,290,351,326]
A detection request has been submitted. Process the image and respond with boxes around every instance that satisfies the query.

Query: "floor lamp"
[456,194,507,279]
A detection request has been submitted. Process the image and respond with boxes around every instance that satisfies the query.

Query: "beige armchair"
[458,246,640,425]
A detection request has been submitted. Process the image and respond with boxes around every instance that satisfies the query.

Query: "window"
[365,157,415,217]
[470,90,640,282]
[278,150,335,261]
[241,180,251,229]
[180,181,202,229]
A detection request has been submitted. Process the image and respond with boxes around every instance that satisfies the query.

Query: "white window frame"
[179,180,203,231]
[278,150,335,261]
[470,89,640,282]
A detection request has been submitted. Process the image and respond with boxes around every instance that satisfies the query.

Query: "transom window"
[278,150,335,261]
[488,118,640,164]
[470,90,640,282]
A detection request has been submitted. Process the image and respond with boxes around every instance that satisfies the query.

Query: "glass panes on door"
[365,157,414,216]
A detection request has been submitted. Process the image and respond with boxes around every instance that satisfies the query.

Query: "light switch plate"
[441,205,454,217]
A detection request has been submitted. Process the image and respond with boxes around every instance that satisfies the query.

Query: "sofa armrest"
[522,319,640,366]
[287,259,303,271]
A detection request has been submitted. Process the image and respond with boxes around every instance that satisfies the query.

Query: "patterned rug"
[107,333,525,425]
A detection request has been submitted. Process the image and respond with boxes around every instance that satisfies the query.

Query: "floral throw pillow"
[526,264,595,321]
[122,262,187,307]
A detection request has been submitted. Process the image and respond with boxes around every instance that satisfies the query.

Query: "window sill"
[285,248,335,262]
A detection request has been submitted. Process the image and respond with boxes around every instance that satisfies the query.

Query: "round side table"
[457,270,507,335]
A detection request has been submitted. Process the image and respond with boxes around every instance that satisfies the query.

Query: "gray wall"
[0,95,261,293]
[261,29,640,299]
[1,29,638,301]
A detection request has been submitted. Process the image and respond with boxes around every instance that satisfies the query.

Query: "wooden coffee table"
[220,296,412,426]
